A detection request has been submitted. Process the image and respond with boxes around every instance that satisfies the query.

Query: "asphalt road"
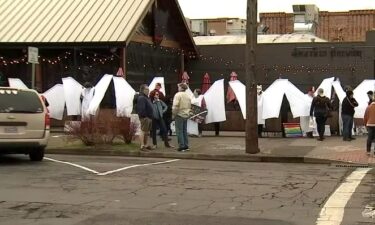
[0,154,374,225]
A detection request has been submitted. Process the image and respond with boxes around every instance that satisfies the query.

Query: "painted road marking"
[316,168,372,225]
[45,157,100,174]
[45,157,180,176]
[97,159,180,176]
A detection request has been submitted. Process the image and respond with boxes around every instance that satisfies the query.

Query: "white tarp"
[315,77,335,99]
[88,74,113,116]
[353,79,375,118]
[228,80,264,123]
[113,77,136,117]
[187,94,204,135]
[284,81,312,118]
[204,79,226,123]
[229,80,246,119]
[81,87,95,121]
[257,94,265,125]
[149,77,166,96]
[43,84,65,120]
[187,120,199,135]
[62,77,82,115]
[332,79,346,102]
[261,79,289,119]
[186,88,194,99]
[8,78,29,89]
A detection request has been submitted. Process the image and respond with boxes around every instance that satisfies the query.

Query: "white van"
[0,87,50,161]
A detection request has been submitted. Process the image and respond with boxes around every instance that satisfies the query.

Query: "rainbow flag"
[283,123,303,138]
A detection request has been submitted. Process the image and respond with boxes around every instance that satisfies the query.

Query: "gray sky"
[178,0,375,19]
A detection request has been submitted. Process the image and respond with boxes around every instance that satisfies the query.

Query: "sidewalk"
[46,131,375,166]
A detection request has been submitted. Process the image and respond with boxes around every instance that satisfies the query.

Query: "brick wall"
[260,10,375,42]
[206,20,227,35]
[259,13,294,34]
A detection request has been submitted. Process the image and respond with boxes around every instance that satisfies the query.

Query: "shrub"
[65,111,138,146]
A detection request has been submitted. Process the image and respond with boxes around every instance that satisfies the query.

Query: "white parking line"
[45,157,100,174]
[97,159,180,176]
[316,168,372,225]
[45,157,180,176]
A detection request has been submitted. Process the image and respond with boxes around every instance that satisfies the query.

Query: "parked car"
[0,87,50,161]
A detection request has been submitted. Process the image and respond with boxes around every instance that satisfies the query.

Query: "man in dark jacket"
[136,84,154,151]
[341,90,358,141]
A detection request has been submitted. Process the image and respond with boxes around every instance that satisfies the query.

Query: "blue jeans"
[175,116,188,149]
[342,114,353,140]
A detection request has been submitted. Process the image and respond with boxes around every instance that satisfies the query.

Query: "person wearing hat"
[341,90,358,141]
[367,91,373,105]
[310,88,332,141]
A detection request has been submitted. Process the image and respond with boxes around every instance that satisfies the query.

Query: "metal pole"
[31,63,35,90]
[245,0,259,154]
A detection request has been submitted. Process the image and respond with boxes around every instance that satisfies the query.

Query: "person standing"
[367,91,373,105]
[172,83,191,152]
[151,92,173,148]
[364,99,375,156]
[341,90,358,141]
[136,84,154,151]
[310,88,332,141]
[149,83,165,101]
[81,82,95,121]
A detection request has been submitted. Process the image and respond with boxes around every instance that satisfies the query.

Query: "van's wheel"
[29,147,45,161]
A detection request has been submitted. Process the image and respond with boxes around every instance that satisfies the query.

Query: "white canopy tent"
[204,79,226,124]
[113,76,136,117]
[87,74,113,116]
[8,78,29,89]
[353,79,375,118]
[261,79,311,120]
[62,77,83,116]
[314,77,335,99]
[43,84,65,120]
[228,80,264,124]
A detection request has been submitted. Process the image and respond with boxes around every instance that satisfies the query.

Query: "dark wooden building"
[186,31,375,132]
[0,0,197,95]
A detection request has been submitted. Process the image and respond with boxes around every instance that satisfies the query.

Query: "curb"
[46,148,342,165]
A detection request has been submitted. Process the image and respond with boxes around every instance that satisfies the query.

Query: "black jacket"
[341,97,358,116]
[310,95,332,117]
[136,94,154,119]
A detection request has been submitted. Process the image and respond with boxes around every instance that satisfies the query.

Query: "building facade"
[188,18,247,36]
[260,9,375,42]
[186,31,375,132]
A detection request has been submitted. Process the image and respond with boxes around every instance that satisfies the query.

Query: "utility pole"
[245,0,259,154]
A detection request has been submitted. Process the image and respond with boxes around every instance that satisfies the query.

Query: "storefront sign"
[292,49,362,58]
[28,47,39,64]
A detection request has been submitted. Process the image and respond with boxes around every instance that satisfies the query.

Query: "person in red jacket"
[149,83,165,101]
[364,100,375,156]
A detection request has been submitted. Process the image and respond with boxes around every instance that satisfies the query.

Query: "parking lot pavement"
[0,154,373,225]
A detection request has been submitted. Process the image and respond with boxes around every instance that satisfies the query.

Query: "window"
[0,90,43,113]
